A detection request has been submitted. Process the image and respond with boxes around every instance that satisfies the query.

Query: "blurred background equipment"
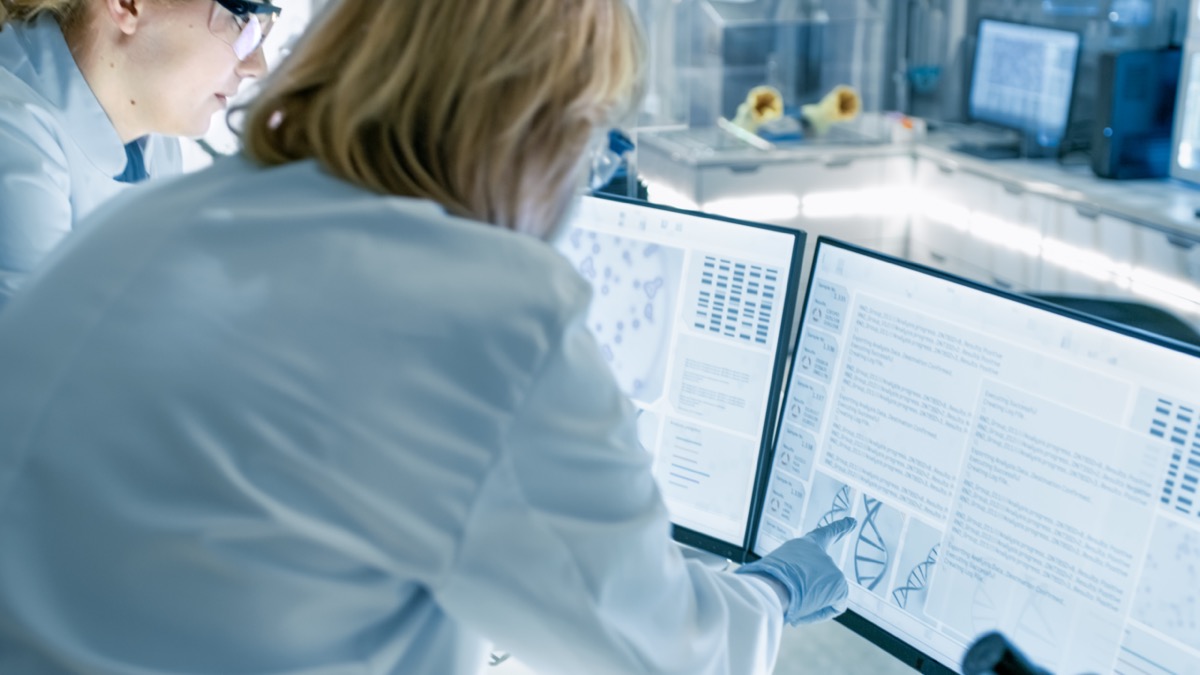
[731,85,786,132]
[1092,46,1181,178]
[800,85,863,135]
[638,0,886,137]
[954,19,1082,159]
[1170,0,1200,185]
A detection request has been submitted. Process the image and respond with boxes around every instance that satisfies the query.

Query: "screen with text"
[559,196,802,555]
[756,240,1200,674]
[969,19,1080,148]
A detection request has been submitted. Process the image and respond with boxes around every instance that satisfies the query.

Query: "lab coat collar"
[3,14,128,178]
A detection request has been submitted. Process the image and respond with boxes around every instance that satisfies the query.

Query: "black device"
[752,238,1200,674]
[557,195,805,562]
[1091,48,1182,179]
[955,19,1083,160]
[962,633,1051,675]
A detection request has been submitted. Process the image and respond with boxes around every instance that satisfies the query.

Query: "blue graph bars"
[1153,397,1200,518]
[694,255,777,345]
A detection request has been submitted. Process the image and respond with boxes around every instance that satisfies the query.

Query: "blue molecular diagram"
[558,228,683,403]
[1133,519,1200,648]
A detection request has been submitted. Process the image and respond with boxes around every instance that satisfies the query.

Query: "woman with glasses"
[0,0,277,308]
[0,0,853,673]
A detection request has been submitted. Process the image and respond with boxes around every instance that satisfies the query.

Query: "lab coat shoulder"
[431,234,785,673]
[0,89,73,300]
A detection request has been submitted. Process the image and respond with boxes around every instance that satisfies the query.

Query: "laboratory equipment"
[556,195,805,561]
[962,632,1050,675]
[960,19,1082,157]
[754,238,1200,674]
[1091,47,1181,178]
[799,85,862,135]
[1171,0,1200,185]
[639,0,885,133]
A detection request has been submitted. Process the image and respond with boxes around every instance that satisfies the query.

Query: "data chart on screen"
[969,19,1080,147]
[558,196,801,553]
[756,239,1200,674]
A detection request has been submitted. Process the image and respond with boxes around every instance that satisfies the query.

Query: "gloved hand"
[736,517,856,625]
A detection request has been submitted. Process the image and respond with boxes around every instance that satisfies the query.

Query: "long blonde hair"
[0,0,83,29]
[240,0,644,236]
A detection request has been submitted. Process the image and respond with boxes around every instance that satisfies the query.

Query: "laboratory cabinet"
[639,132,911,260]
[638,132,1200,332]
[911,152,1200,326]
[907,156,1000,285]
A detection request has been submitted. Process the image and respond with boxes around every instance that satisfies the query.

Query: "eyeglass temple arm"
[219,0,281,16]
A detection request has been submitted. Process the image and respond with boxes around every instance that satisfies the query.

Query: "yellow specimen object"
[731,85,784,133]
[800,85,861,136]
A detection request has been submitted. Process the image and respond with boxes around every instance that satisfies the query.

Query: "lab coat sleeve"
[0,100,72,306]
[434,305,785,675]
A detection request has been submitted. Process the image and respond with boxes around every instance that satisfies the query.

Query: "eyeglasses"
[209,0,282,61]
[588,129,635,192]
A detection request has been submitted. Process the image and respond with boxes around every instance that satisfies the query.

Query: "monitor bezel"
[752,236,1200,674]
[966,17,1084,150]
[581,193,807,564]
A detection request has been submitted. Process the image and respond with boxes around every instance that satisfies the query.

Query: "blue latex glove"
[736,517,856,625]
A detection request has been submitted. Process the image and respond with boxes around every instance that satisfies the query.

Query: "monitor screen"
[755,239,1200,674]
[969,19,1081,148]
[557,195,804,561]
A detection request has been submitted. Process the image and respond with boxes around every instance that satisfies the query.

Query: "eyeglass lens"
[231,15,264,60]
[210,2,275,61]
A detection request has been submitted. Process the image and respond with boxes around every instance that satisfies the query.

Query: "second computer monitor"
[969,19,1081,149]
[557,195,804,561]
[757,238,1200,674]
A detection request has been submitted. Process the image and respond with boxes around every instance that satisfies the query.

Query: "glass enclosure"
[636,0,888,135]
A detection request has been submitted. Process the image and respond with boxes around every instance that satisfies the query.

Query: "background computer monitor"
[755,238,1200,674]
[557,195,805,562]
[968,19,1082,149]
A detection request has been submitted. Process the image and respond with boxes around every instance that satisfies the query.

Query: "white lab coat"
[0,14,181,308]
[0,156,784,674]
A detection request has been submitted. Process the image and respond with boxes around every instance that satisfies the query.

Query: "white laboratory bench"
[636,125,1200,334]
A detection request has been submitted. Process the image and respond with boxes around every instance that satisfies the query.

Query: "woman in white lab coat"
[0,1,852,673]
[0,0,275,307]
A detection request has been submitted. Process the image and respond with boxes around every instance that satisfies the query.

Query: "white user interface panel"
[756,240,1200,674]
[559,196,802,557]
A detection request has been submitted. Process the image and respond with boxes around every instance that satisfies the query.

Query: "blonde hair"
[241,0,644,236]
[0,0,83,28]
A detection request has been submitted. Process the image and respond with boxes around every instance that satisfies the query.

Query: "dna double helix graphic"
[817,485,852,527]
[854,497,891,591]
[893,544,939,609]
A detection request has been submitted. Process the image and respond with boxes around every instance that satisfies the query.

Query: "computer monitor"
[968,19,1081,150]
[754,238,1200,674]
[557,195,805,561]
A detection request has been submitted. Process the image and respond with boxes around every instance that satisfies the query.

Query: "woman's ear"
[101,0,141,35]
